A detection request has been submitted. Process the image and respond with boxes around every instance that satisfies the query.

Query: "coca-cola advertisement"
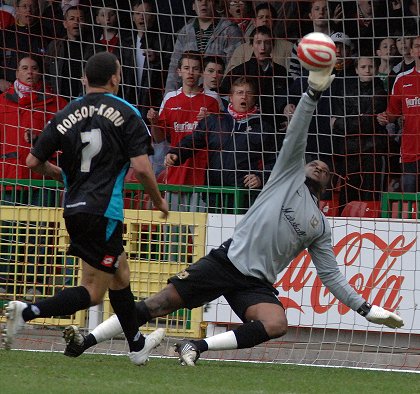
[204,216,417,332]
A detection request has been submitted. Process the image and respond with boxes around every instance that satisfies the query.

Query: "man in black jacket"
[332,56,394,208]
[120,0,173,115]
[220,25,288,119]
[44,6,93,100]
[165,77,278,212]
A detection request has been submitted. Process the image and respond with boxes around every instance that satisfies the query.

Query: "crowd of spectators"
[1,0,420,216]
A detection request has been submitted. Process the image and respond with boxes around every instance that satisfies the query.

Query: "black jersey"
[31,92,153,221]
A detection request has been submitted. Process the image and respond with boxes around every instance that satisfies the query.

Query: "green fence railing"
[381,192,420,219]
[1,179,252,214]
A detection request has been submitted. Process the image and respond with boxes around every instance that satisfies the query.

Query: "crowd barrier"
[1,179,419,337]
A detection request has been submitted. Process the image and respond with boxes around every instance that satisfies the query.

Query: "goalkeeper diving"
[63,64,404,366]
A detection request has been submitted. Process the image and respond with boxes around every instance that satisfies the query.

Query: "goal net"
[0,0,419,372]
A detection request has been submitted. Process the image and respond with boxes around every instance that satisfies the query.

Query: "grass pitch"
[0,350,418,394]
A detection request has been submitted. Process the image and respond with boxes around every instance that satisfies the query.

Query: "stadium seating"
[319,200,339,216]
[340,200,381,218]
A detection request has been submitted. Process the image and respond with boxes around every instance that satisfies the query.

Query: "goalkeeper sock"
[192,321,269,352]
[233,320,270,349]
[201,331,238,352]
[108,286,145,352]
[22,286,90,321]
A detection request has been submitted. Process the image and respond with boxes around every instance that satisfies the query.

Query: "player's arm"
[268,67,334,182]
[26,118,63,182]
[130,154,168,218]
[26,153,62,182]
[309,231,404,329]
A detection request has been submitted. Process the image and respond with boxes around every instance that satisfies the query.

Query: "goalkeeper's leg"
[192,303,286,352]
[175,303,287,366]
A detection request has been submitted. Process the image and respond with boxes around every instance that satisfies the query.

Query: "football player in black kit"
[2,52,169,366]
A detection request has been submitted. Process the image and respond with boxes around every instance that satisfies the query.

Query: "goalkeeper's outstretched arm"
[311,233,404,330]
[358,302,404,329]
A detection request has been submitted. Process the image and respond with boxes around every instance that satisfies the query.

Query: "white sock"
[204,330,238,351]
[91,314,123,343]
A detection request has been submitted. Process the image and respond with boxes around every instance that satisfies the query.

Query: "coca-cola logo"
[274,232,415,315]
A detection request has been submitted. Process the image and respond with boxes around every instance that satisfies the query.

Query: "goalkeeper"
[63,65,404,366]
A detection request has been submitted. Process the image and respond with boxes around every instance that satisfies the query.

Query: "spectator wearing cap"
[330,32,356,77]
[226,2,293,74]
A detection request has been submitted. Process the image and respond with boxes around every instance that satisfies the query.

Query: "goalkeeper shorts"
[168,239,283,322]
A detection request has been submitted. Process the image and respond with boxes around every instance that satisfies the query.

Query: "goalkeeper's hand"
[307,64,336,93]
[365,305,404,329]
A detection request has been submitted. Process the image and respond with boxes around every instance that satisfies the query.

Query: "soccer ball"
[297,32,336,71]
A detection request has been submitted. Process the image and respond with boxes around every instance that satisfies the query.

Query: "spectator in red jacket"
[0,0,50,93]
[0,55,68,300]
[0,55,68,186]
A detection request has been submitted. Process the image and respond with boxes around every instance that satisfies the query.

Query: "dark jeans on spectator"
[402,160,420,193]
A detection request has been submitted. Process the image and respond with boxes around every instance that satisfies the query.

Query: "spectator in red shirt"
[94,2,120,54]
[378,36,420,192]
[147,51,221,211]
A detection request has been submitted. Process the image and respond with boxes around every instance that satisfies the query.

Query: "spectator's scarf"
[228,103,258,120]
[13,79,44,106]
[229,17,251,33]
[98,33,119,54]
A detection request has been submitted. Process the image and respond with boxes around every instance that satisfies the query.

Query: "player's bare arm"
[26,153,62,182]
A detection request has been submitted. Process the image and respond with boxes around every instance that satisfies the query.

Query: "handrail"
[0,179,251,214]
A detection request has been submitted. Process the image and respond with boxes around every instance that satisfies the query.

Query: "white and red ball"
[297,32,336,71]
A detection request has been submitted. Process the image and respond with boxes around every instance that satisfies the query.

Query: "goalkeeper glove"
[306,64,336,101]
[358,302,404,329]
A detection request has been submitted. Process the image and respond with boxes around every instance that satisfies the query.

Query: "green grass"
[0,350,418,394]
